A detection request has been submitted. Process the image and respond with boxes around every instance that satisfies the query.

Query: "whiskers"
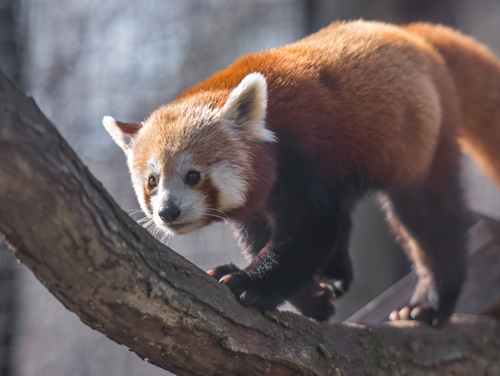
[204,208,248,239]
[125,208,145,217]
[184,199,247,237]
[127,208,172,244]
[125,206,245,245]
[141,217,174,243]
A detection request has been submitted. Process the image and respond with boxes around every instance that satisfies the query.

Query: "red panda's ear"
[221,73,276,142]
[102,116,142,154]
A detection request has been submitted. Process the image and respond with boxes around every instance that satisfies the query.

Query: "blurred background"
[1,0,500,375]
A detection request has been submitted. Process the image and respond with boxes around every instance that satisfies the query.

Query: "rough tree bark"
[1,70,500,376]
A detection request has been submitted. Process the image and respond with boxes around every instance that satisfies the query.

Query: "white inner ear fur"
[102,116,135,153]
[220,73,276,143]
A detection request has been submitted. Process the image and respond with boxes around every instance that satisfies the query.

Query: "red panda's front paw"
[219,271,256,305]
[207,263,241,280]
[288,283,335,321]
[219,271,279,311]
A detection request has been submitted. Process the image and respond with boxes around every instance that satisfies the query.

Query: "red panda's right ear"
[220,73,276,142]
[102,116,142,154]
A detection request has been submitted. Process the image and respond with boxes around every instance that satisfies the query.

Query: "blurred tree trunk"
[304,0,458,32]
[395,0,458,25]
[0,1,21,376]
[1,66,500,375]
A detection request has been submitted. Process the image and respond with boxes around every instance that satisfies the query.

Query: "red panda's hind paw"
[389,302,448,328]
[389,284,458,328]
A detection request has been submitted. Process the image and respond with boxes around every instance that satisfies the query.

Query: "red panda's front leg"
[234,213,273,260]
[219,194,344,313]
[207,213,272,280]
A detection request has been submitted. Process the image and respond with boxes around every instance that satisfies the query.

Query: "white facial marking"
[175,153,195,174]
[210,163,248,211]
[148,158,161,178]
[132,153,208,235]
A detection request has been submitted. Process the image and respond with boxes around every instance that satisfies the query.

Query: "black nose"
[159,204,181,223]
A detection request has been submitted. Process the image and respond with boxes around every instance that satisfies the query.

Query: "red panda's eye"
[148,176,157,190]
[186,171,200,186]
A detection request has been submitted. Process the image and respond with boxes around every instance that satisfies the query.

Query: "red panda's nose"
[159,204,181,223]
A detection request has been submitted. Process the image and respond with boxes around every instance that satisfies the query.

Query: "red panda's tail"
[405,23,500,187]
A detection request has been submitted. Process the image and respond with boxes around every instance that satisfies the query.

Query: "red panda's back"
[179,21,459,189]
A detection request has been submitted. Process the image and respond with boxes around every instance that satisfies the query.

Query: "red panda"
[103,21,500,327]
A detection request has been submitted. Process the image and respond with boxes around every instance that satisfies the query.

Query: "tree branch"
[1,70,500,376]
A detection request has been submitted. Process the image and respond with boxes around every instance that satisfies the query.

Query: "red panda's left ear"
[102,116,142,154]
[221,73,277,142]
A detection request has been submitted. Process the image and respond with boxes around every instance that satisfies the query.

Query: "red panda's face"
[103,73,275,236]
[128,109,253,235]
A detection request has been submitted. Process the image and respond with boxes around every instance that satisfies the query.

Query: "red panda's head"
[103,73,276,235]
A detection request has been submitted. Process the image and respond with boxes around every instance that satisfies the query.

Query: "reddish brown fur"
[405,23,500,187]
[200,176,219,215]
[115,120,142,136]
[180,22,452,192]
[143,180,154,215]
[177,21,500,199]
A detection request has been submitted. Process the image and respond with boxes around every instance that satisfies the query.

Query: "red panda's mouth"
[164,220,206,234]
[160,217,210,235]
[166,222,194,230]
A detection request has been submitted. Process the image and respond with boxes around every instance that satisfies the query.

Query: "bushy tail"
[406,23,500,186]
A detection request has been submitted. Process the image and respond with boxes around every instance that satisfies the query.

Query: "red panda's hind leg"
[287,211,353,321]
[381,163,468,327]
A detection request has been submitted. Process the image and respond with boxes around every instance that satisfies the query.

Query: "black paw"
[329,278,350,300]
[207,263,241,280]
[288,284,335,321]
[218,270,279,311]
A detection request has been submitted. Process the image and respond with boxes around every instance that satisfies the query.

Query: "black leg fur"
[319,210,353,297]
[220,188,344,312]
[213,143,360,320]
[235,213,273,259]
[225,210,351,321]
[287,210,353,320]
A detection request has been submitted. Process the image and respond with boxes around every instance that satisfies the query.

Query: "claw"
[239,291,257,306]
[207,268,216,276]
[389,310,399,321]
